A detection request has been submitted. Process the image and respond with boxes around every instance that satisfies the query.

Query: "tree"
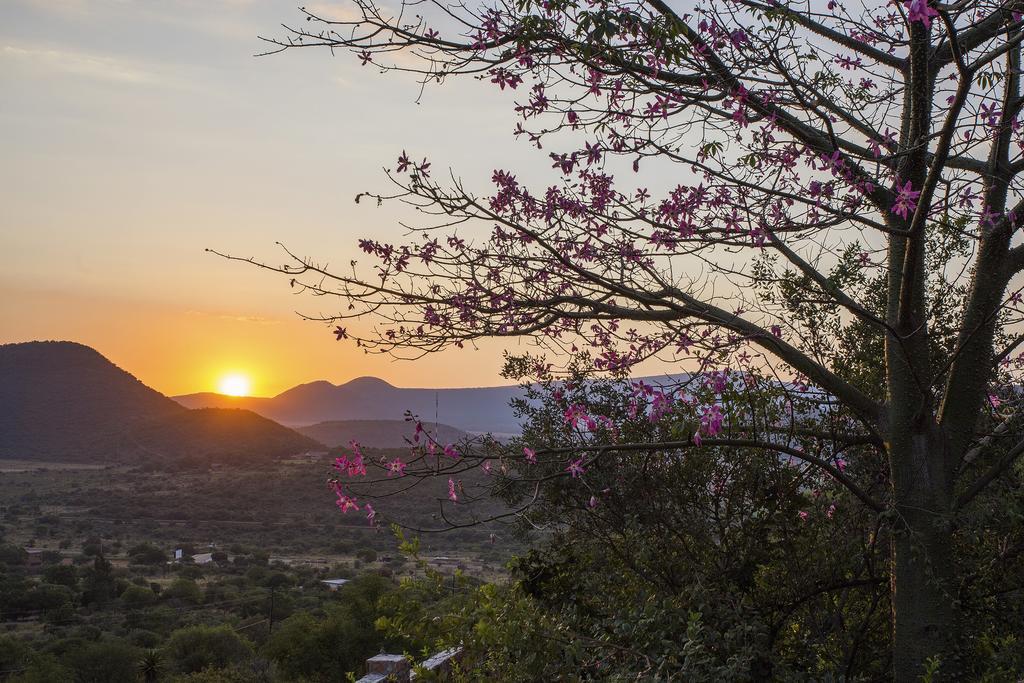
[264,574,404,680]
[121,584,158,609]
[163,578,202,606]
[80,555,115,606]
[249,1,1024,679]
[63,639,141,683]
[0,544,27,566]
[128,542,168,566]
[162,625,253,675]
[42,563,77,588]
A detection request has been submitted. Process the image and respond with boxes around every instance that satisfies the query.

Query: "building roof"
[321,578,349,586]
[367,654,406,663]
[354,674,387,683]
[418,647,462,671]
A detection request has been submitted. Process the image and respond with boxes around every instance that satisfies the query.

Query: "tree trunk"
[890,436,959,682]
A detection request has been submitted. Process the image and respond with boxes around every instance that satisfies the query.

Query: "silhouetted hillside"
[0,341,321,463]
[296,419,469,448]
[175,377,524,434]
[125,408,322,464]
[0,341,185,460]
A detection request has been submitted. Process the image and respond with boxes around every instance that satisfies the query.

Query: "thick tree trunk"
[891,510,956,681]
[890,436,959,682]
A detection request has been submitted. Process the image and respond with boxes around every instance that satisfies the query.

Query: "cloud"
[302,3,364,22]
[1,45,157,84]
[13,0,99,17]
[185,310,283,325]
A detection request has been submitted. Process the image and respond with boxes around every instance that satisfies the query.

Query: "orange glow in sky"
[217,373,251,397]
[1,1,672,396]
[0,1,527,396]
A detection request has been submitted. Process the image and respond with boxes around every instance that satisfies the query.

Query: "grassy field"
[0,460,112,473]
[0,455,518,576]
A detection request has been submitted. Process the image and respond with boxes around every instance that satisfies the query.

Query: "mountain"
[295,419,470,449]
[175,376,525,434]
[0,341,319,462]
[126,408,322,463]
[0,341,186,460]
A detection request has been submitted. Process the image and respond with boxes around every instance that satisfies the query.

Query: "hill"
[0,341,320,463]
[0,341,185,460]
[125,408,322,464]
[295,419,470,448]
[175,377,525,434]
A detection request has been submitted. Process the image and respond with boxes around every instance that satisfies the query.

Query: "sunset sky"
[1,0,544,396]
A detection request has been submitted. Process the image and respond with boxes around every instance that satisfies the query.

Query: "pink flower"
[891,180,921,220]
[489,67,523,90]
[903,0,939,28]
[700,404,724,436]
[826,504,837,519]
[443,444,460,459]
[563,403,589,428]
[386,458,407,477]
[396,151,411,173]
[448,478,458,502]
[588,495,598,509]
[798,510,809,521]
[334,446,366,477]
[523,447,537,463]
[566,458,585,478]
[335,493,360,513]
[366,503,376,526]
[835,458,847,472]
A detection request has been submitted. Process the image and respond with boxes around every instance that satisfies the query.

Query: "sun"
[217,374,251,397]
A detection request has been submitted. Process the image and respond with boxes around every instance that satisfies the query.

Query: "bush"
[129,543,168,566]
[163,578,201,605]
[0,544,27,566]
[42,564,77,588]
[162,625,254,675]
[121,585,158,608]
[63,638,141,683]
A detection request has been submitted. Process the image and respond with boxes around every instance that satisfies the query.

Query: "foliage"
[63,638,142,683]
[129,542,169,566]
[163,578,202,605]
[253,0,1024,678]
[162,625,254,675]
[264,574,409,680]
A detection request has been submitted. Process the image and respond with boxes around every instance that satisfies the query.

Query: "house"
[354,648,463,682]
[321,578,349,591]
[429,556,465,572]
[24,548,45,567]
[192,552,214,565]
[302,450,330,462]
[413,648,462,679]
[356,654,408,683]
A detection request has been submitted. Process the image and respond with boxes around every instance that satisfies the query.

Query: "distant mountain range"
[0,341,319,462]
[174,377,525,434]
[0,340,710,461]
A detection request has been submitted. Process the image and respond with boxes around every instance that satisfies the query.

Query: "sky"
[0,0,545,396]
